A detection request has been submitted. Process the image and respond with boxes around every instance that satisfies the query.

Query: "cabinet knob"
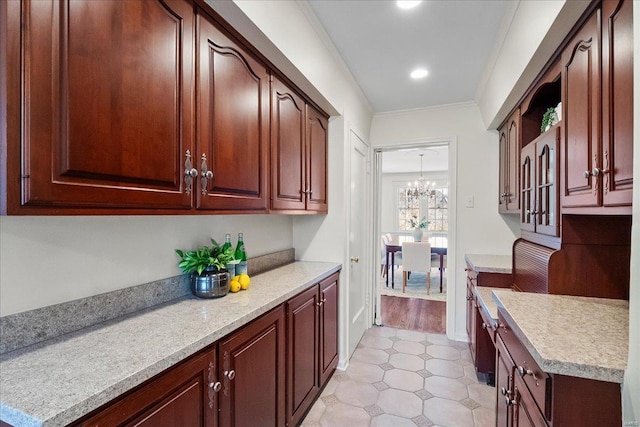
[481,322,487,330]
[504,396,516,406]
[517,366,536,380]
[592,167,609,177]
[224,369,236,380]
[500,387,510,396]
[466,295,472,301]
[209,381,222,392]
[583,170,592,179]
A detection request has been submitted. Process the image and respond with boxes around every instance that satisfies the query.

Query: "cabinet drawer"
[497,310,551,421]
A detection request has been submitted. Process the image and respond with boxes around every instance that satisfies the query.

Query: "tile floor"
[301,326,495,427]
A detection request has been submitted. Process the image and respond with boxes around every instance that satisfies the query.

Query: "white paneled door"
[348,129,369,357]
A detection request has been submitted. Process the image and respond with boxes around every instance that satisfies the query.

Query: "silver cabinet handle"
[505,396,516,406]
[584,170,592,179]
[517,366,537,380]
[481,322,487,330]
[209,381,222,392]
[184,150,198,195]
[200,154,214,195]
[466,296,472,301]
[224,369,236,380]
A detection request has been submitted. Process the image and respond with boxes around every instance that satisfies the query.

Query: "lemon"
[239,274,250,290]
[229,280,241,293]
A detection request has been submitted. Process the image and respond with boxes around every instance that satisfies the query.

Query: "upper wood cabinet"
[270,77,307,211]
[196,11,269,213]
[520,127,560,239]
[4,0,195,213]
[271,77,329,214]
[2,0,329,215]
[601,0,634,207]
[561,9,602,210]
[561,1,633,213]
[498,108,520,214]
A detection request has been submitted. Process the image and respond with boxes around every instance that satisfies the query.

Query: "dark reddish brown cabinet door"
[218,306,286,427]
[14,0,194,211]
[319,273,339,386]
[601,0,633,207]
[520,143,535,233]
[495,337,514,427]
[196,12,269,212]
[305,105,328,213]
[286,286,319,427]
[534,128,560,237]
[560,10,601,209]
[513,375,547,427]
[499,109,521,214]
[74,348,218,427]
[271,77,306,211]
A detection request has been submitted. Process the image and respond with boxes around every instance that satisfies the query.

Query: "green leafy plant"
[408,215,428,229]
[540,107,557,133]
[176,239,235,275]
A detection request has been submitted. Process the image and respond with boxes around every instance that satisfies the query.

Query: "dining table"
[385,235,448,292]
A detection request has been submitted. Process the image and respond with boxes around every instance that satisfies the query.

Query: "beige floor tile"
[352,347,390,364]
[424,375,469,401]
[424,358,464,378]
[467,383,495,409]
[371,413,418,427]
[396,328,428,342]
[472,406,495,427]
[346,360,385,383]
[388,352,426,371]
[393,340,426,355]
[360,335,394,350]
[426,333,456,346]
[426,344,461,360]
[377,388,424,418]
[383,368,424,391]
[321,377,339,396]
[303,398,326,423]
[424,397,475,427]
[334,379,380,407]
[368,326,398,337]
[319,402,371,427]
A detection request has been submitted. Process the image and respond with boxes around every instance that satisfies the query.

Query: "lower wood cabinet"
[496,309,622,427]
[218,306,286,427]
[286,272,339,426]
[74,348,218,426]
[72,272,339,427]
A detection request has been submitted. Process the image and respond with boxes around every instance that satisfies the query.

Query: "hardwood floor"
[380,295,446,334]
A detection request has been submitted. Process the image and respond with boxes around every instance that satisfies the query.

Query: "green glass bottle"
[235,233,247,275]
[221,233,232,252]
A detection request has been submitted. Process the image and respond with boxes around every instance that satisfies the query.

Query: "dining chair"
[401,242,431,294]
[381,234,401,280]
[430,254,446,292]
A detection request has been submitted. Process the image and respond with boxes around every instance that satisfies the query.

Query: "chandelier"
[406,154,436,200]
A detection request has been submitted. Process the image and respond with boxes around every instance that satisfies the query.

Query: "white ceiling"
[381,145,448,174]
[307,0,509,113]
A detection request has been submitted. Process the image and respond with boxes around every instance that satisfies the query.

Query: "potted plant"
[408,215,428,242]
[176,239,235,298]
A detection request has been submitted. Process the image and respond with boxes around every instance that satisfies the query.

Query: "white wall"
[621,4,640,422]
[0,215,292,316]
[370,102,521,341]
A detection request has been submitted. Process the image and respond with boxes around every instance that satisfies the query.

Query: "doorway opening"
[372,140,456,336]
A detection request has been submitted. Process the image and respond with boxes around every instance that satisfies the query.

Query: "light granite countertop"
[465,254,512,274]
[0,261,341,427]
[492,289,629,383]
[473,286,507,322]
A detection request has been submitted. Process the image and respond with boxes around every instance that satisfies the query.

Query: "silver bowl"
[190,268,229,298]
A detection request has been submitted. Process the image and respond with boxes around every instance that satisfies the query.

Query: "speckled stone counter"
[492,289,628,383]
[465,254,512,274]
[0,261,341,427]
[473,286,507,322]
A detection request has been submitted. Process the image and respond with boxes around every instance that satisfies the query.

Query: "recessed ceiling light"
[410,68,429,79]
[397,0,422,10]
